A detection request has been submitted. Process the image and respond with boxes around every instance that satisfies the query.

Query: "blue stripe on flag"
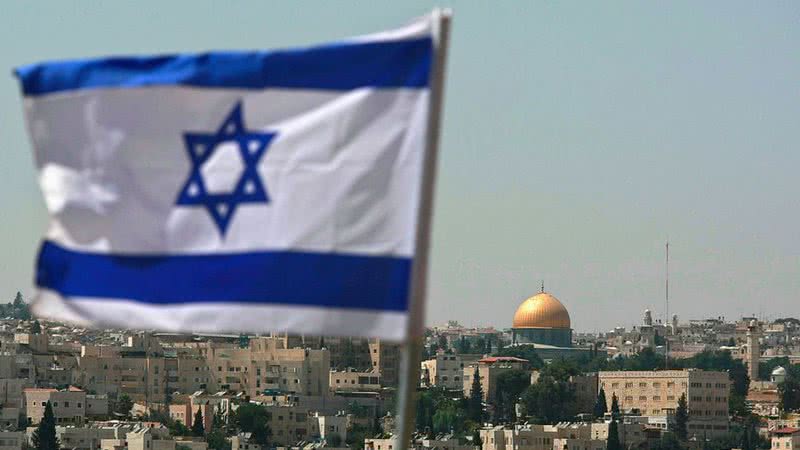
[36,241,411,312]
[15,37,432,96]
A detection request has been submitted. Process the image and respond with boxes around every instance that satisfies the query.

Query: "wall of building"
[598,370,730,437]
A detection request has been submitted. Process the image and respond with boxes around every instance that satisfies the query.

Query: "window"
[667,382,675,387]
[639,382,647,387]
[77,403,82,408]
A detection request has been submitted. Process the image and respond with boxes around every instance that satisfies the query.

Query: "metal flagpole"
[395,8,452,450]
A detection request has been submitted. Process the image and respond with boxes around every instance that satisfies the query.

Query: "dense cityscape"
[0,290,797,450]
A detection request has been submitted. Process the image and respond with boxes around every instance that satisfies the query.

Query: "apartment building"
[57,425,128,450]
[260,403,313,445]
[772,428,800,450]
[598,369,730,437]
[420,352,467,390]
[24,387,87,425]
[314,412,347,442]
[168,402,213,430]
[0,432,24,450]
[0,379,26,429]
[329,370,381,392]
[190,337,330,397]
[481,422,648,450]
[76,336,330,402]
[369,340,401,388]
[463,357,530,403]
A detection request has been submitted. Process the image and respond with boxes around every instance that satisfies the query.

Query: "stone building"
[24,387,87,425]
[481,421,648,450]
[329,369,381,392]
[420,351,468,390]
[598,369,730,437]
[463,357,530,403]
[771,428,800,450]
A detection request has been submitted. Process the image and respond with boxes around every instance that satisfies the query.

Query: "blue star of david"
[176,102,276,236]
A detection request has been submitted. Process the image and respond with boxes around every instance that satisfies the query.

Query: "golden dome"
[512,292,571,329]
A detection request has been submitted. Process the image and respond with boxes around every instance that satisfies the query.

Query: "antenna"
[665,241,669,370]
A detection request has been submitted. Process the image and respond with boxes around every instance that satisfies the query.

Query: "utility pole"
[665,241,669,370]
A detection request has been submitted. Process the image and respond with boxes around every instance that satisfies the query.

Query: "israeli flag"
[15,15,438,340]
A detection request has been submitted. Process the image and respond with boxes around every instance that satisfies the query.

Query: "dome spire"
[541,280,545,293]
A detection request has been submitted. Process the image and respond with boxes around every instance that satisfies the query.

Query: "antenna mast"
[665,241,669,370]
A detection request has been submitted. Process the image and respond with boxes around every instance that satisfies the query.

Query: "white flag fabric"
[15,15,436,340]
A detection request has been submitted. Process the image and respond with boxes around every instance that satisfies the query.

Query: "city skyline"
[2,2,799,332]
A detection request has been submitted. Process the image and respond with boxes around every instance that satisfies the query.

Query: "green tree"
[467,366,484,423]
[675,393,689,441]
[475,337,486,355]
[206,409,230,450]
[31,401,59,450]
[437,335,448,352]
[346,424,371,450]
[13,292,24,308]
[31,320,42,334]
[593,389,607,419]
[655,433,683,450]
[493,347,544,369]
[606,420,621,450]
[232,403,271,447]
[192,408,205,437]
[115,394,133,417]
[205,430,230,450]
[779,377,800,412]
[521,377,576,424]
[170,420,191,437]
[327,433,343,447]
[494,370,530,423]
[416,390,435,433]
[471,429,482,448]
[740,426,753,450]
[610,393,620,419]
[456,337,472,354]
[539,358,579,382]
[729,393,750,418]
[212,408,226,430]
[432,401,466,434]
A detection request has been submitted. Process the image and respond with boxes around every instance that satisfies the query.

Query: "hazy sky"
[1,2,799,333]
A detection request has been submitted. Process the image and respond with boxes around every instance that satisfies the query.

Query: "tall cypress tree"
[740,426,752,450]
[192,408,205,436]
[468,366,484,423]
[610,393,620,419]
[607,419,622,450]
[594,389,607,419]
[675,393,689,441]
[32,401,59,450]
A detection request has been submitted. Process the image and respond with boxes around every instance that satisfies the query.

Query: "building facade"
[598,369,730,437]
